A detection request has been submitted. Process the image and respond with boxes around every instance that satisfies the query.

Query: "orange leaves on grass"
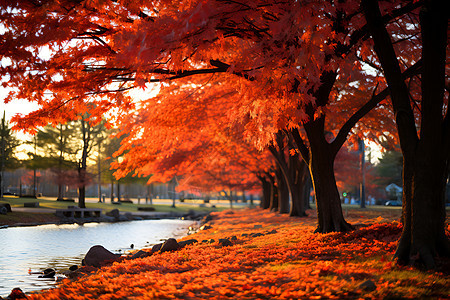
[28,209,449,299]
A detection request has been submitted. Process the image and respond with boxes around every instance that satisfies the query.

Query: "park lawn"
[1,196,227,226]
[0,196,226,213]
[27,208,449,300]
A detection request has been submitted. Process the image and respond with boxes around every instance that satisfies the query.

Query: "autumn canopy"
[0,0,448,268]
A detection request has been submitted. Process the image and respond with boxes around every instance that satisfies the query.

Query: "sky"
[1,85,41,158]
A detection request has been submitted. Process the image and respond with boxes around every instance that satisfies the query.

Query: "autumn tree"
[76,115,106,208]
[34,123,78,199]
[112,81,269,204]
[0,0,432,236]
[334,142,384,203]
[362,0,449,268]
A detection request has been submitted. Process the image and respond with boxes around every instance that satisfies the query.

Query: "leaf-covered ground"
[29,208,449,299]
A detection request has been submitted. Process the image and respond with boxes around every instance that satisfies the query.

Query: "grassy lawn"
[0,196,233,226]
[0,195,228,213]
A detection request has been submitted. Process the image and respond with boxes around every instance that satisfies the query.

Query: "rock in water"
[38,268,55,278]
[69,265,78,271]
[84,245,120,267]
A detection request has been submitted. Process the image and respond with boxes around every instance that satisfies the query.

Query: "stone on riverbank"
[5,287,27,299]
[178,239,198,248]
[199,224,212,230]
[151,243,162,252]
[124,212,134,220]
[218,239,233,247]
[160,238,180,252]
[83,245,121,267]
[130,250,152,259]
[105,209,120,219]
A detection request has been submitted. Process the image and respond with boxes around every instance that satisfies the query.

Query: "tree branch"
[289,127,310,164]
[331,59,422,155]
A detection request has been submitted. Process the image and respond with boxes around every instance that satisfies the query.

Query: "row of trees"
[0,0,448,268]
[1,108,405,205]
[0,112,124,207]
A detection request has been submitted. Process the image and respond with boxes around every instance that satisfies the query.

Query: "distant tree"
[374,150,403,188]
[34,123,78,199]
[334,143,384,203]
[101,130,123,202]
[76,115,105,208]
[0,112,21,198]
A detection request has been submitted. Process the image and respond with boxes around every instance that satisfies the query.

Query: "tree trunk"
[363,0,450,268]
[57,125,64,201]
[97,141,102,202]
[288,154,307,217]
[78,187,86,208]
[78,118,90,208]
[57,184,63,201]
[77,161,86,208]
[305,117,353,233]
[117,180,121,202]
[394,156,413,264]
[309,146,352,233]
[291,158,309,217]
[110,181,115,202]
[268,173,278,211]
[269,133,306,216]
[303,174,312,209]
[275,167,289,213]
[259,175,271,209]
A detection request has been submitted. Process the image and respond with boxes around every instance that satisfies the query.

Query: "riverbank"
[0,196,227,228]
[0,209,210,229]
[22,208,450,299]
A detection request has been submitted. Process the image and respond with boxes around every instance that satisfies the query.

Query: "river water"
[0,219,192,296]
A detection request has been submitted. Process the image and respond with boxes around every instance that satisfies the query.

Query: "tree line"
[0,0,448,269]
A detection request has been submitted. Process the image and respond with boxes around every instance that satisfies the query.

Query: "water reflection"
[0,219,192,296]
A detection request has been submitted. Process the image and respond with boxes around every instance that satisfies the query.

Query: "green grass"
[0,196,227,214]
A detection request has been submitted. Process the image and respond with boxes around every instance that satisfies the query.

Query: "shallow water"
[0,219,192,296]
